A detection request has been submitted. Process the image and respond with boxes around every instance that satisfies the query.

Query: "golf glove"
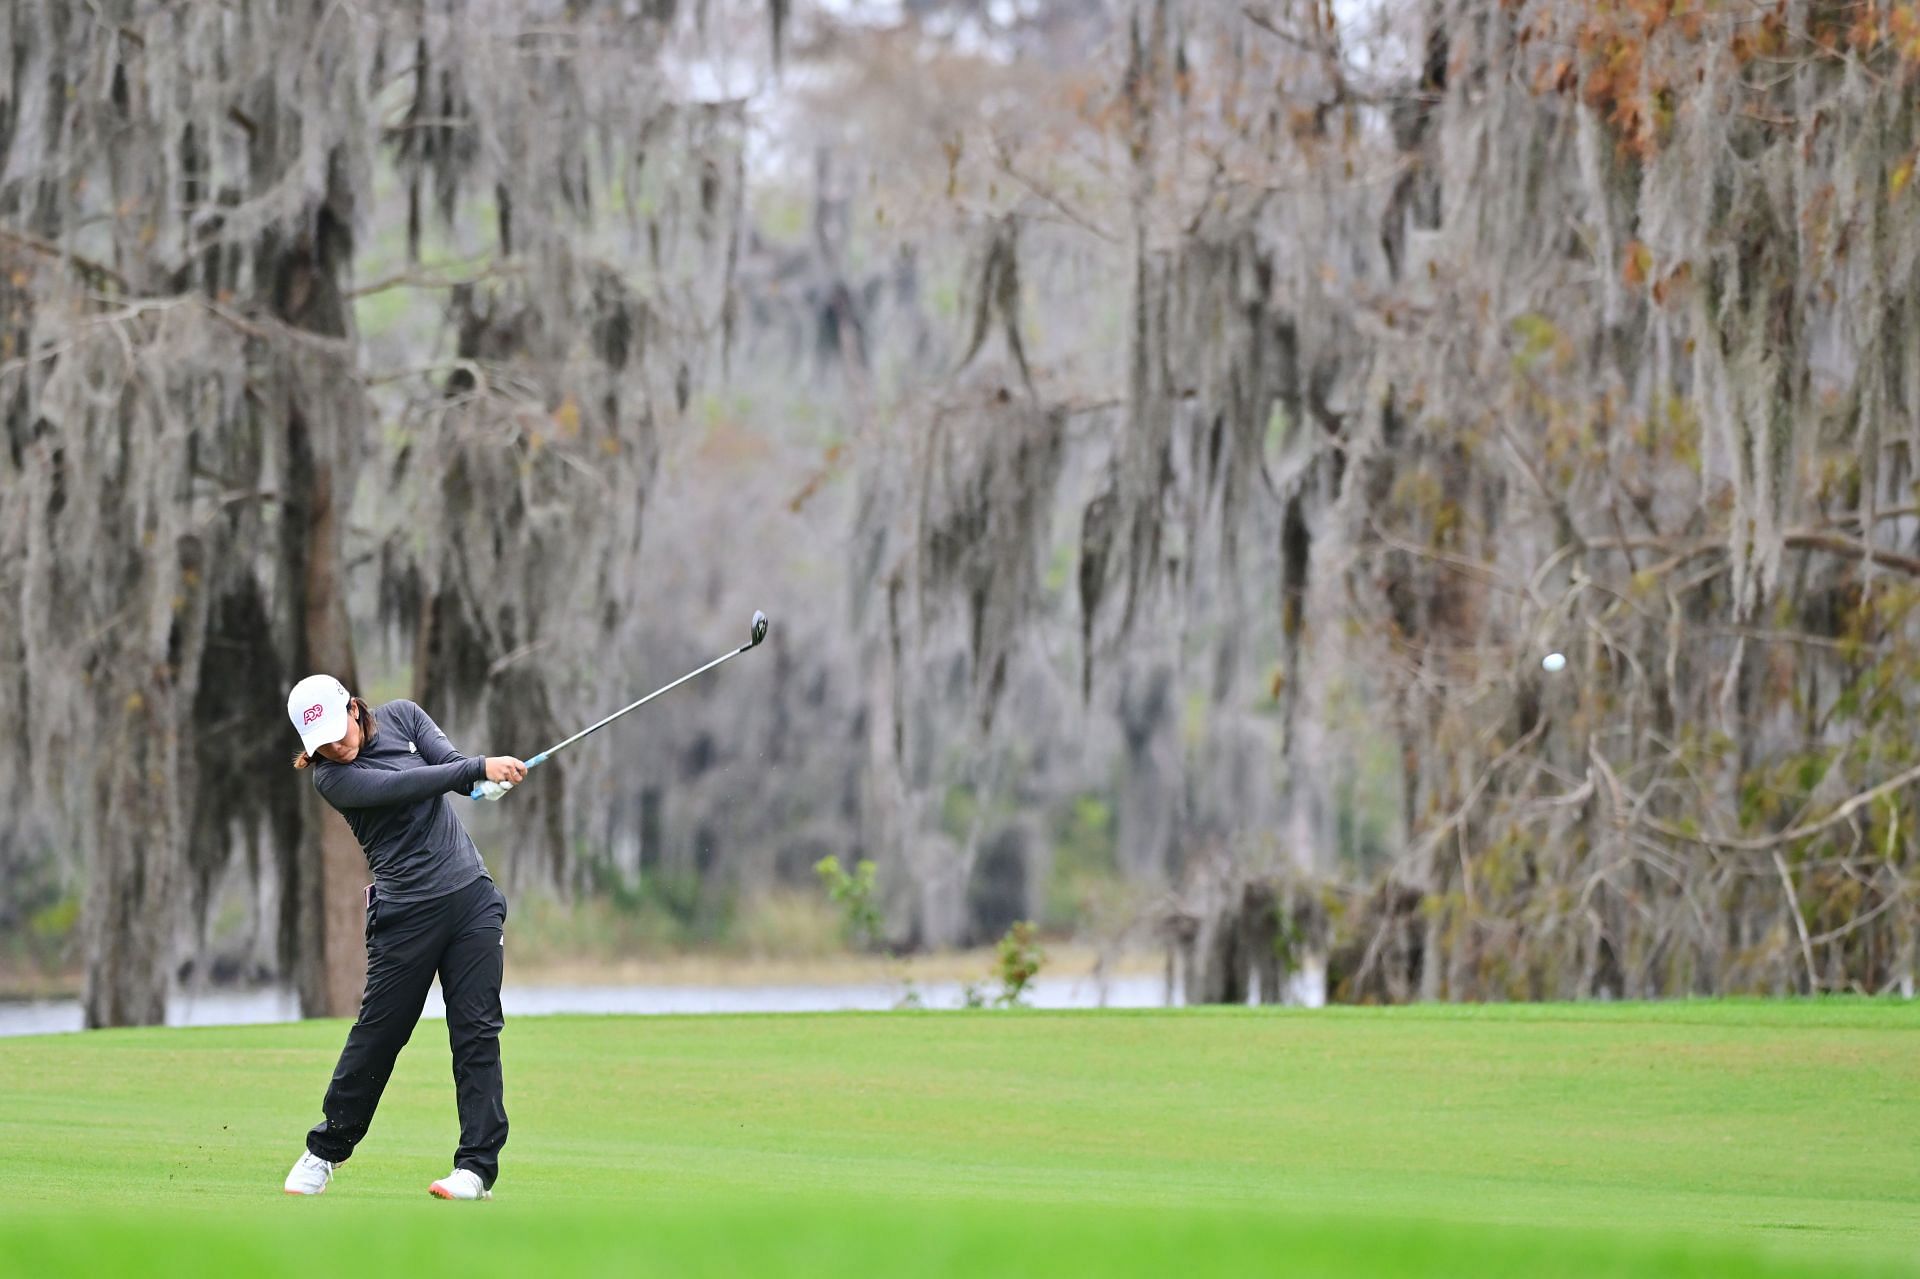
[476,779,515,802]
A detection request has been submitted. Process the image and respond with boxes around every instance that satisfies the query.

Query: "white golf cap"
[287,674,352,756]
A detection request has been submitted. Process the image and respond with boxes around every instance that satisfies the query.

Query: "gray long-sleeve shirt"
[310,700,492,903]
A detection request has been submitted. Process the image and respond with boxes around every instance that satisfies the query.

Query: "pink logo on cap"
[301,704,326,726]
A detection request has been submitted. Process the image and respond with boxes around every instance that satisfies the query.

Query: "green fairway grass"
[2,1002,1916,1277]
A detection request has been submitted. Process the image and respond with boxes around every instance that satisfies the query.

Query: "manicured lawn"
[2,1002,1915,1276]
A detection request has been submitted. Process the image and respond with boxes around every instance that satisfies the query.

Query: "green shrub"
[814,855,882,950]
[993,921,1045,1007]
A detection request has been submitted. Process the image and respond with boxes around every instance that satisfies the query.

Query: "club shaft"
[530,642,753,764]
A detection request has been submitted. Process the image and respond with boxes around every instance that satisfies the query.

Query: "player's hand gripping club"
[474,757,527,802]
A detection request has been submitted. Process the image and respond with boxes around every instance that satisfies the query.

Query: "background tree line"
[3,0,1917,1025]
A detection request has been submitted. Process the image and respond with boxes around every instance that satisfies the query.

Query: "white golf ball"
[1542,652,1566,673]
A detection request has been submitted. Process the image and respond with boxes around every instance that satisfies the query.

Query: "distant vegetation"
[5,0,1920,1020]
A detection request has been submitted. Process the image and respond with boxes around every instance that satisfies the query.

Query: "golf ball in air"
[1542,652,1566,673]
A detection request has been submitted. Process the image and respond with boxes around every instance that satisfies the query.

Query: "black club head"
[750,610,769,647]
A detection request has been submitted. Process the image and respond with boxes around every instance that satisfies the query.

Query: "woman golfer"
[279,674,526,1201]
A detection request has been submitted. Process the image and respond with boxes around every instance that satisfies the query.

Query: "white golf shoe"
[283,1151,334,1196]
[428,1168,491,1200]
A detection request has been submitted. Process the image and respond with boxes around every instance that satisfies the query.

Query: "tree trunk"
[271,148,367,1020]
[80,525,215,1025]
[81,689,176,1028]
[289,439,367,1018]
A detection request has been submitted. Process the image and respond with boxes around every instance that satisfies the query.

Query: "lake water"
[0,961,1327,1037]
[0,973,1171,1037]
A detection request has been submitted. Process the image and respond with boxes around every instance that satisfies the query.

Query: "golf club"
[470,610,770,801]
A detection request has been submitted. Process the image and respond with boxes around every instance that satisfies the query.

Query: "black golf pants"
[306,875,509,1187]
